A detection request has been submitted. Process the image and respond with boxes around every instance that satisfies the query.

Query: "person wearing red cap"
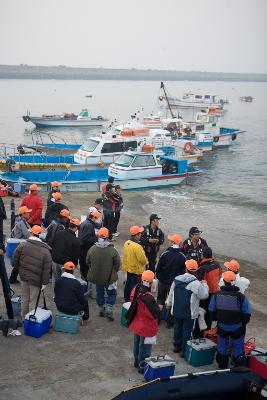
[44,191,68,227]
[47,181,62,207]
[78,209,101,281]
[54,261,89,321]
[166,259,209,357]
[156,234,186,326]
[86,227,121,321]
[209,271,251,368]
[122,225,148,302]
[20,184,43,227]
[126,270,161,374]
[13,225,52,318]
[219,259,250,294]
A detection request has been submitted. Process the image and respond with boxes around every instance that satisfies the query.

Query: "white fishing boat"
[22,109,108,127]
[160,92,226,110]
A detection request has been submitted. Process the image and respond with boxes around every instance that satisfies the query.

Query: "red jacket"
[21,193,43,225]
[129,286,160,337]
[198,258,221,294]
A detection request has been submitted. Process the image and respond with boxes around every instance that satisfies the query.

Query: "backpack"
[173,279,195,319]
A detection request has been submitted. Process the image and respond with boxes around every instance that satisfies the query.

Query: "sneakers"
[113,232,120,237]
[105,305,114,321]
[134,359,138,368]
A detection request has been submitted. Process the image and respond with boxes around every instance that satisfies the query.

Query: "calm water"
[0,79,266,265]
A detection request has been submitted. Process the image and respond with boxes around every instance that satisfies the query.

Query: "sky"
[0,0,266,73]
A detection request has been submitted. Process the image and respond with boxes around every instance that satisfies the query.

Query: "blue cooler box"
[185,338,217,367]
[6,238,25,259]
[54,311,81,334]
[144,355,176,381]
[24,307,52,338]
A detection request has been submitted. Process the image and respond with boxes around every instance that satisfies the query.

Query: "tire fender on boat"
[213,136,220,143]
[232,134,237,141]
[184,142,194,153]
[22,115,30,122]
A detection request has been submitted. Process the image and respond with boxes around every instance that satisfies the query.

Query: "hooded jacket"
[129,284,161,337]
[198,258,221,294]
[219,274,250,294]
[52,228,80,265]
[21,192,43,225]
[11,216,30,239]
[54,272,88,315]
[44,202,68,226]
[13,238,52,287]
[122,238,148,275]
[78,217,98,250]
[166,272,209,319]
[156,246,186,285]
[86,239,121,285]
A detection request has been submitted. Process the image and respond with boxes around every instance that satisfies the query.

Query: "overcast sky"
[0,0,266,73]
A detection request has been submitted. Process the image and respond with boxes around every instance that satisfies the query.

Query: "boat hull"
[29,117,107,127]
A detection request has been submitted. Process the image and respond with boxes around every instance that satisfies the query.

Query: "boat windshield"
[115,154,134,167]
[80,139,99,152]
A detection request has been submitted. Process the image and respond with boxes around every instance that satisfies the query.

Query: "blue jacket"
[156,246,186,285]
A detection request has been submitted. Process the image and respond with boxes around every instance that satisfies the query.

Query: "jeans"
[124,272,141,302]
[21,281,40,319]
[96,285,117,307]
[133,334,152,368]
[79,247,89,282]
[173,317,195,354]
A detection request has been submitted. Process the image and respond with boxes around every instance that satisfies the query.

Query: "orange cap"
[52,192,62,201]
[185,259,199,271]
[18,206,32,215]
[130,225,144,236]
[51,181,62,188]
[30,225,43,235]
[91,209,101,219]
[98,227,109,239]
[60,209,71,218]
[222,271,236,283]
[64,261,75,271]
[224,259,240,273]
[142,270,155,283]
[168,234,182,245]
[70,218,80,227]
[29,184,40,191]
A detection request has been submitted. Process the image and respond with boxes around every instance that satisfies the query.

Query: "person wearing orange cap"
[9,206,32,284]
[20,184,43,227]
[45,208,71,248]
[44,191,68,227]
[156,234,186,326]
[13,225,52,318]
[166,259,209,357]
[219,259,250,294]
[54,261,89,321]
[51,218,81,290]
[78,209,101,281]
[86,227,121,321]
[209,271,251,368]
[47,181,62,207]
[126,270,161,373]
[122,225,148,302]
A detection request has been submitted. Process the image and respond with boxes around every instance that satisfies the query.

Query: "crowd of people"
[0,180,252,374]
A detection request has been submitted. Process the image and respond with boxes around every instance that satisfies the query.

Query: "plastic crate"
[54,311,81,334]
[185,338,216,367]
[120,302,131,327]
[24,308,52,338]
[144,355,176,381]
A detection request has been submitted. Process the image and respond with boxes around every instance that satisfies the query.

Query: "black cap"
[115,185,121,189]
[189,226,202,236]
[108,177,115,183]
[106,183,115,191]
[202,246,212,258]
[95,198,103,205]
[150,213,161,222]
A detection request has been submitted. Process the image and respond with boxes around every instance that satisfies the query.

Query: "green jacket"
[86,242,121,285]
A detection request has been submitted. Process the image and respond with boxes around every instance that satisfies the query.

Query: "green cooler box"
[185,338,217,367]
[120,302,131,327]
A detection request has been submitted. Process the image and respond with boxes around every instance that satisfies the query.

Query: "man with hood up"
[86,227,121,321]
[166,259,209,357]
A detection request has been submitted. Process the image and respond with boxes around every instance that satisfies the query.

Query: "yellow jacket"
[122,239,148,275]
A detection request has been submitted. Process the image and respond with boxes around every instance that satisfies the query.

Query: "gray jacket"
[11,216,30,239]
[13,238,52,287]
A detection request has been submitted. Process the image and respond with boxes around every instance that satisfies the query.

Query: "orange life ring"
[184,142,194,153]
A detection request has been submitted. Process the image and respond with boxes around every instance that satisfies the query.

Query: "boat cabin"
[182,92,220,104]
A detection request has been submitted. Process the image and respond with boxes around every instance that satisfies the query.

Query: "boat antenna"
[160,81,174,119]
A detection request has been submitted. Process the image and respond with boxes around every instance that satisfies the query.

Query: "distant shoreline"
[0,64,267,82]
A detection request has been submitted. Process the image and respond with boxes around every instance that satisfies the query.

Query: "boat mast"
[160,81,175,118]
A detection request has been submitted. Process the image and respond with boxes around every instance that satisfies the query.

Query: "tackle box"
[144,355,176,381]
[54,311,81,334]
[24,307,52,338]
[185,338,217,367]
[120,302,131,327]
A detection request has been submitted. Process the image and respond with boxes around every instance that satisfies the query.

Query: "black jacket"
[183,237,208,262]
[52,228,80,265]
[0,197,7,221]
[46,221,65,247]
[156,246,186,285]
[78,217,98,250]
[44,202,68,226]
[141,225,165,255]
[54,275,87,315]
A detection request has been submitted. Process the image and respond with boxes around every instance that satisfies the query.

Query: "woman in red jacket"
[128,270,161,374]
[20,184,43,226]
